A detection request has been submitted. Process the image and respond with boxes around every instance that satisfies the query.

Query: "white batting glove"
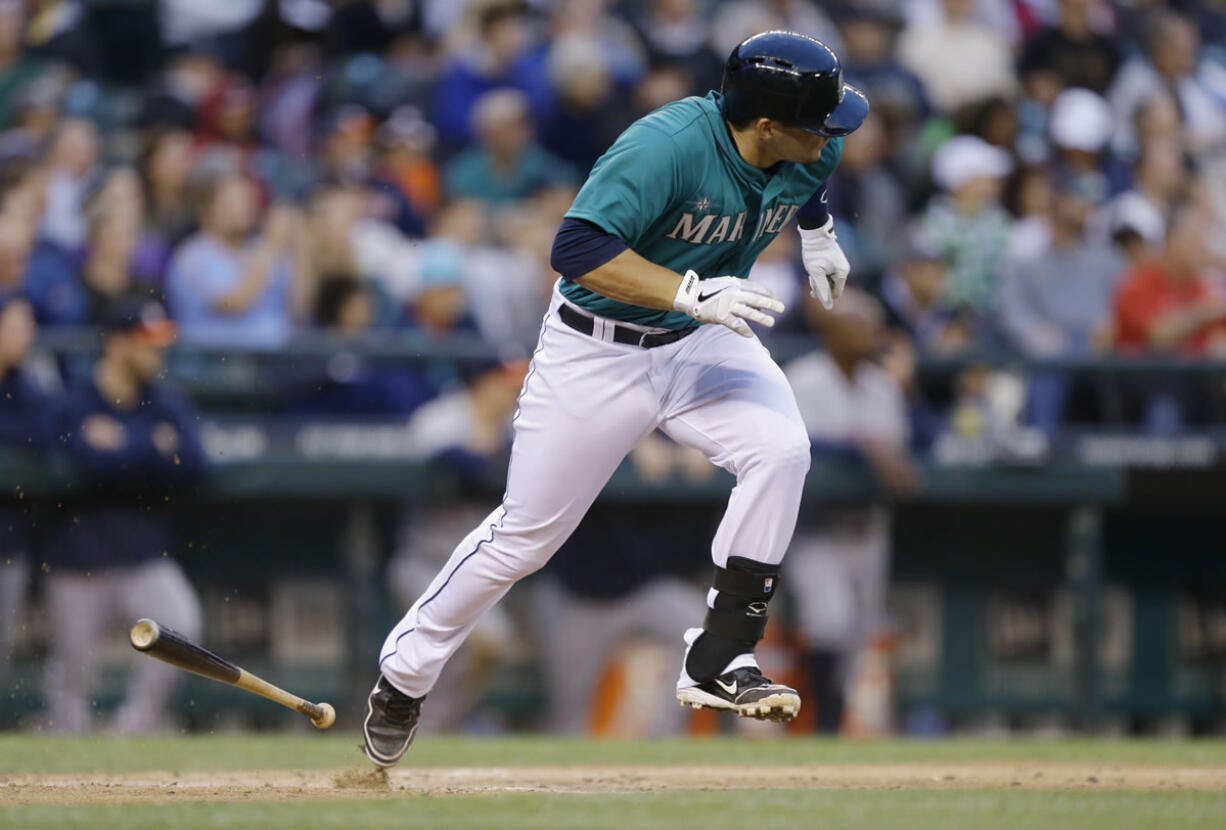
[673,271,785,338]
[800,216,850,310]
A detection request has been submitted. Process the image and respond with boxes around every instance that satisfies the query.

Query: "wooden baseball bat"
[129,618,336,729]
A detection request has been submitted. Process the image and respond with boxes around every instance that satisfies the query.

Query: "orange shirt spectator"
[1113,209,1226,354]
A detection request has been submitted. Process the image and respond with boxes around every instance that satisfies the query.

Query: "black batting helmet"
[721,31,868,137]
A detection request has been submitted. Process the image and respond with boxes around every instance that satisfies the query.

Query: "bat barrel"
[129,618,160,651]
[129,618,334,728]
[129,618,241,685]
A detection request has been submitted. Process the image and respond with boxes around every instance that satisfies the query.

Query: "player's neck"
[726,122,780,169]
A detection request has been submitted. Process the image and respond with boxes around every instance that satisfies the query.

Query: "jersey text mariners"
[562,90,843,330]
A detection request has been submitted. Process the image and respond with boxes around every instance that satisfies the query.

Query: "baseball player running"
[364,31,867,767]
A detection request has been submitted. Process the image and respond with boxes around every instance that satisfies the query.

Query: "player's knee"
[749,428,811,478]
[482,526,566,581]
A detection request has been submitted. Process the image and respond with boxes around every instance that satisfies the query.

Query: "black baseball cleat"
[676,666,801,722]
[362,675,425,768]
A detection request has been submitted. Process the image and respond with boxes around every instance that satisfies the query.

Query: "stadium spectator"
[463,187,566,351]
[1001,174,1122,431]
[160,0,268,79]
[786,289,914,733]
[1107,10,1226,163]
[711,0,843,59]
[254,41,324,163]
[1047,87,1129,195]
[835,6,928,127]
[444,89,575,205]
[0,295,52,677]
[1004,164,1055,264]
[896,0,1017,114]
[289,275,434,416]
[920,135,1014,319]
[373,107,442,230]
[1002,174,1120,359]
[879,234,968,356]
[1095,142,1188,257]
[406,236,480,337]
[74,174,161,323]
[138,126,197,256]
[166,173,311,347]
[38,116,98,252]
[43,297,206,733]
[326,0,414,57]
[32,166,166,327]
[1017,0,1119,98]
[548,0,647,87]
[432,0,553,148]
[1114,207,1226,357]
[633,0,723,95]
[538,36,628,175]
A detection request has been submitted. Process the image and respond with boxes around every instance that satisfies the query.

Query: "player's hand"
[673,272,785,338]
[800,216,849,310]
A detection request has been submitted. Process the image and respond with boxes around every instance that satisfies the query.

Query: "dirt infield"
[2,763,1224,805]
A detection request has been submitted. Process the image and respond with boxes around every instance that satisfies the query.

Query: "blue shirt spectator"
[432,4,554,148]
[166,174,302,348]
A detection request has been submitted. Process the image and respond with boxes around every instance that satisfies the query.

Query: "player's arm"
[552,219,783,336]
[797,139,851,310]
[573,247,682,309]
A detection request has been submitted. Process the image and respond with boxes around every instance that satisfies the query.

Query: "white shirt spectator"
[897,10,1017,112]
[1108,58,1226,161]
[159,0,263,46]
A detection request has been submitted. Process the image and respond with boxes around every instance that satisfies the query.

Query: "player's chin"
[788,146,826,164]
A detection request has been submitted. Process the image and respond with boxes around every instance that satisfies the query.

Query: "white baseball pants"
[380,284,810,698]
[43,558,202,734]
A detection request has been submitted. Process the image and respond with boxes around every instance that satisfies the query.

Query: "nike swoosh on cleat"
[714,677,737,695]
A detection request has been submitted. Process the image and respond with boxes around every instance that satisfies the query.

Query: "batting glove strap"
[799,216,850,311]
[673,271,786,338]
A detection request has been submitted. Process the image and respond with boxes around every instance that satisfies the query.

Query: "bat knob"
[130,618,161,651]
[313,702,336,729]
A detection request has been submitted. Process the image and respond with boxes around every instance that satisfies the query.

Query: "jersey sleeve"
[565,124,685,245]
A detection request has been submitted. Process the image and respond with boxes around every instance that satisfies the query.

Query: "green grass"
[3,736,1225,830]
[3,734,1226,773]
[4,790,1226,830]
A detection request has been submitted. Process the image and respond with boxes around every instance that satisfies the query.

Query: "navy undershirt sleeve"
[550,217,629,281]
[796,183,830,230]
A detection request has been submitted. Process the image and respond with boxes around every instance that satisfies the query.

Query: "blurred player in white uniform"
[784,289,915,732]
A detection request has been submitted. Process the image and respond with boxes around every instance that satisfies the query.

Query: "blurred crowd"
[0,0,1222,435]
[2,0,1226,734]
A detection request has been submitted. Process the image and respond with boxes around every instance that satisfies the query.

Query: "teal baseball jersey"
[562,90,843,330]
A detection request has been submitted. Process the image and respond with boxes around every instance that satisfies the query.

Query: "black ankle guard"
[684,557,780,683]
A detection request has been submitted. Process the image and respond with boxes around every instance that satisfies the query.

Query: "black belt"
[558,304,698,349]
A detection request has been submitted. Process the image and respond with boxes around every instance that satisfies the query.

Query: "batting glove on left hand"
[800,216,850,310]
